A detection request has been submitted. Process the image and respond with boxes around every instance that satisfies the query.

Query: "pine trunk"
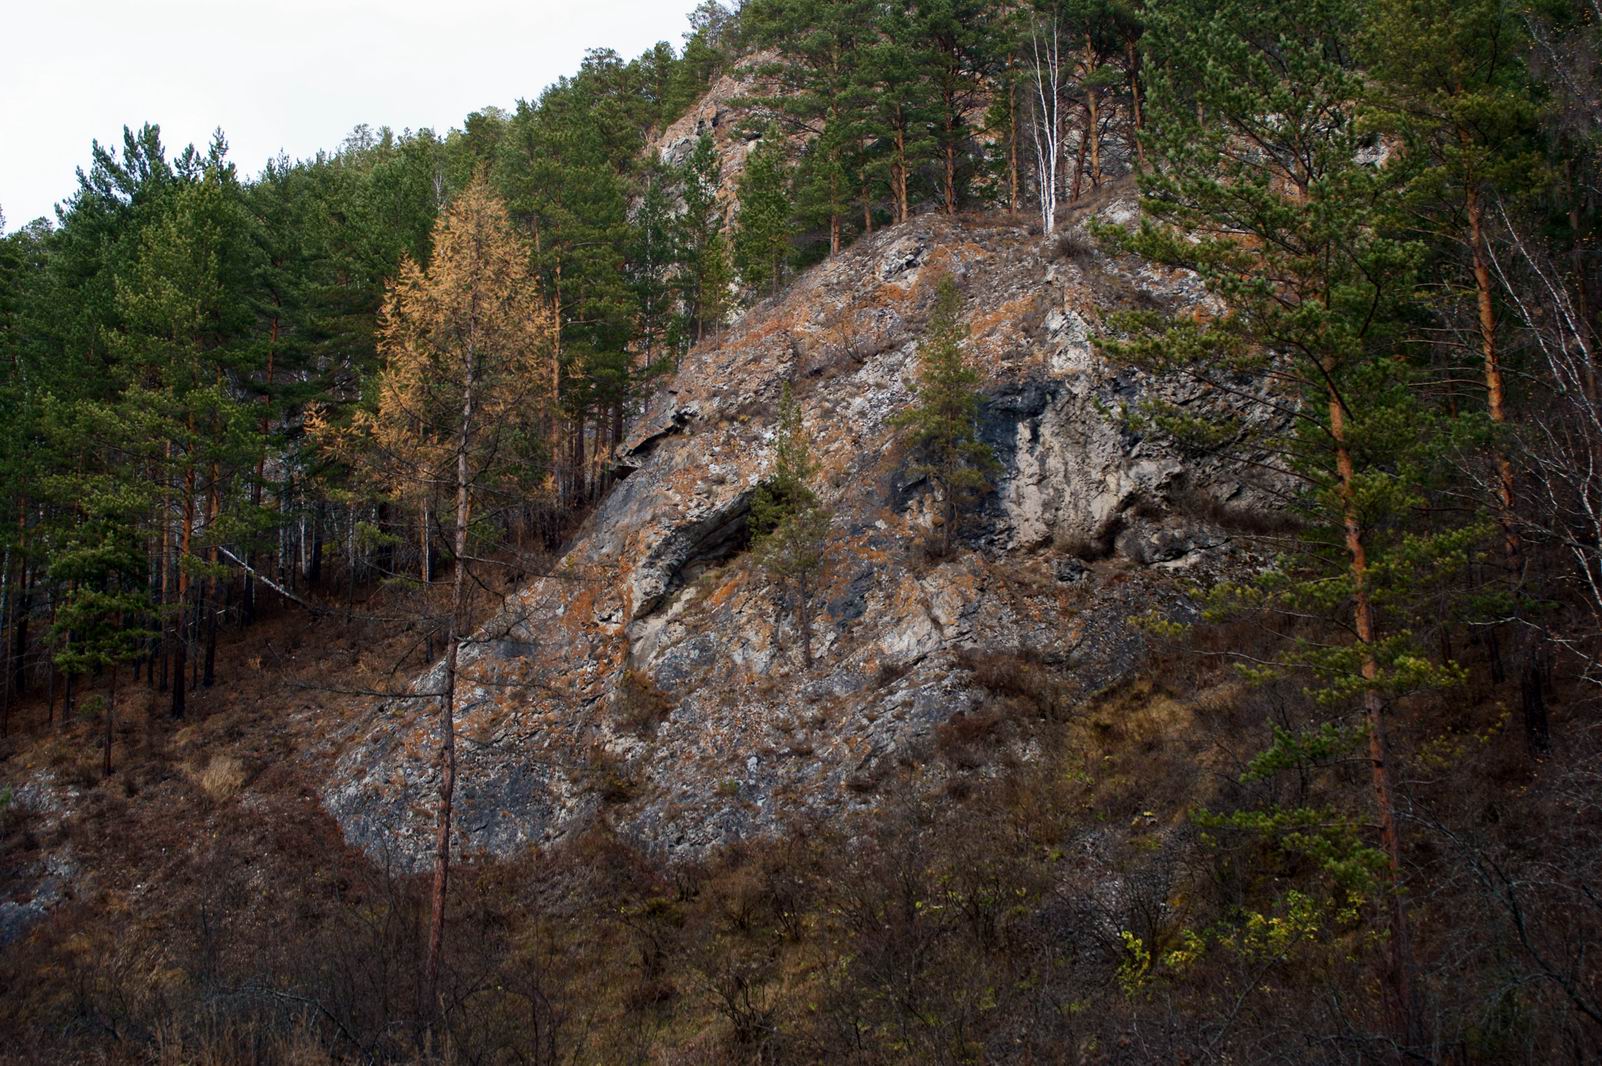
[1467,183,1548,754]
[247,324,278,624]
[203,463,220,688]
[13,502,28,699]
[944,114,959,216]
[103,664,117,778]
[1008,81,1021,213]
[11,571,24,703]
[1070,123,1089,202]
[0,545,9,737]
[1084,38,1101,189]
[1127,40,1146,173]
[159,465,172,694]
[1467,186,1519,582]
[1331,389,1416,1043]
[308,501,324,585]
[894,120,910,224]
[172,461,196,719]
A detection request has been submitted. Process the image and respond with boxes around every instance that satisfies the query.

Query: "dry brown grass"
[190,753,247,801]
[968,294,1041,340]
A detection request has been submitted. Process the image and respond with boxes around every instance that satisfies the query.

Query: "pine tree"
[792,123,855,262]
[43,484,154,777]
[629,159,685,365]
[681,131,731,342]
[752,383,831,665]
[1062,0,1127,197]
[0,218,52,726]
[913,0,1004,215]
[108,150,260,717]
[743,0,877,244]
[494,56,640,502]
[1102,0,1478,1041]
[981,6,1028,214]
[893,275,998,555]
[734,128,795,297]
[857,2,939,226]
[697,230,735,340]
[1365,0,1552,753]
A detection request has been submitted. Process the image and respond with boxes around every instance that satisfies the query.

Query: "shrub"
[615,667,677,736]
[587,745,640,803]
[196,754,246,801]
[1051,226,1094,262]
[934,708,1003,768]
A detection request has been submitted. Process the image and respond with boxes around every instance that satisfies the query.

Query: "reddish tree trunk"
[158,458,172,693]
[172,460,195,719]
[1468,183,1549,754]
[944,118,959,215]
[1331,388,1416,1043]
[203,461,221,687]
[1069,123,1089,202]
[894,119,910,224]
[1127,39,1146,173]
[1084,37,1102,189]
[1008,81,1021,212]
[12,502,28,700]
[103,664,117,778]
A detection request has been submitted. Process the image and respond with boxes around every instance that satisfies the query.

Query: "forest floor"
[0,569,518,1054]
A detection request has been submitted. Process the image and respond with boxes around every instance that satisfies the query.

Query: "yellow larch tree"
[313,172,556,1018]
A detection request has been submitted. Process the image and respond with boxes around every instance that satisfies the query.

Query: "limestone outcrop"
[325,193,1259,867]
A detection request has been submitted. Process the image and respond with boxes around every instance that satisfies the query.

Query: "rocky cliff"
[653,51,781,201]
[326,190,1258,867]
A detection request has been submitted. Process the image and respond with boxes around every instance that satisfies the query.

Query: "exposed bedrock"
[324,193,1264,868]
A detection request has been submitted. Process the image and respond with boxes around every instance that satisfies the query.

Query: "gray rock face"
[651,50,787,219]
[0,852,75,949]
[324,194,1260,868]
[1,774,80,948]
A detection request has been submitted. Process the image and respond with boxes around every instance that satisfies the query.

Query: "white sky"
[1,0,703,231]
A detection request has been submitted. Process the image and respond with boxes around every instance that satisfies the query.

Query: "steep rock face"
[325,195,1254,867]
[653,51,783,214]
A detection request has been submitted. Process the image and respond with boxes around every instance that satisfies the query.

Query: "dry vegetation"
[2,574,1598,1064]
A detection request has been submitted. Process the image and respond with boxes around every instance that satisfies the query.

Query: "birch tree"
[1028,10,1068,235]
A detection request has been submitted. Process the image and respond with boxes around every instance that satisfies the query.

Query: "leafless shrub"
[614,667,676,736]
[1172,485,1298,537]
[1050,226,1095,262]
[1486,200,1602,685]
[586,745,640,803]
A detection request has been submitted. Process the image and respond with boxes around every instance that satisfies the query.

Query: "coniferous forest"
[2,0,1602,1062]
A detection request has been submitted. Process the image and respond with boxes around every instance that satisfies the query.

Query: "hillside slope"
[327,190,1262,867]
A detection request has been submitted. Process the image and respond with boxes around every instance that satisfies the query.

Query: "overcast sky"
[1,0,704,231]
